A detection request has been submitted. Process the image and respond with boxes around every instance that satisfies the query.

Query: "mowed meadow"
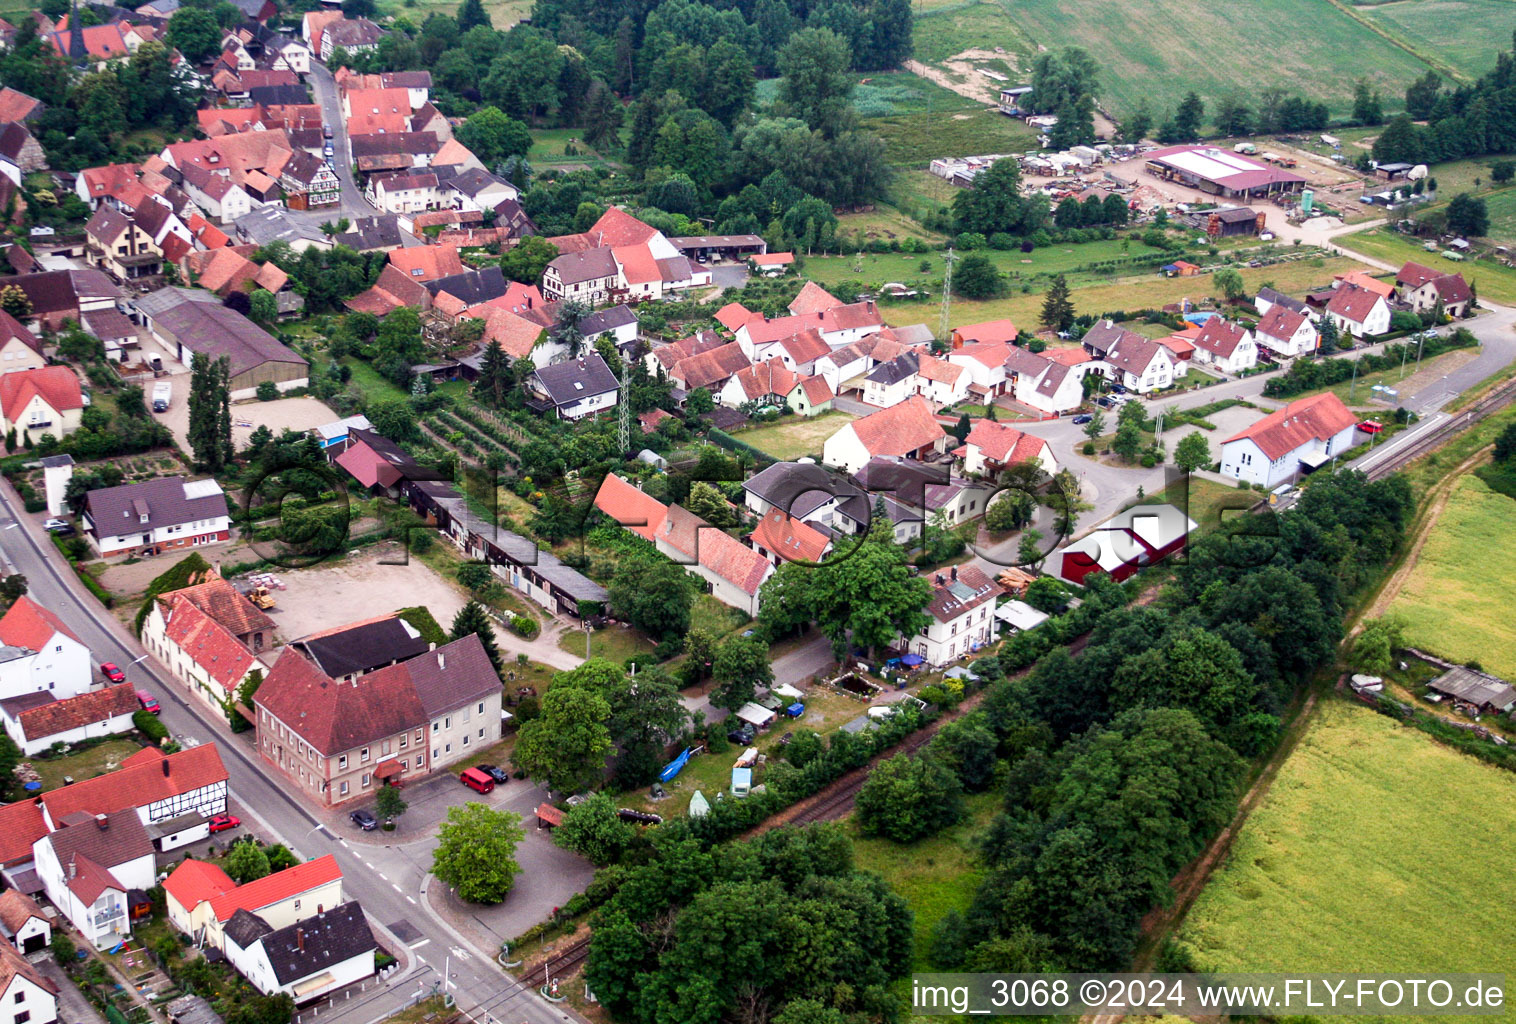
[1390,475,1516,680]
[1176,700,1516,1020]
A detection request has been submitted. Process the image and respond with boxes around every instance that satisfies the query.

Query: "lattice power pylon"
[939,247,957,343]
[618,365,631,455]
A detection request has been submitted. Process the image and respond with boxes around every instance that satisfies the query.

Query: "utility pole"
[939,247,957,343]
[1349,357,1359,402]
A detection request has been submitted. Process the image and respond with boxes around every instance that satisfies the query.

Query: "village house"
[0,936,56,1024]
[256,634,502,805]
[1323,284,1391,339]
[82,476,232,558]
[163,854,343,952]
[525,354,618,420]
[1219,391,1359,488]
[862,352,920,408]
[289,614,429,683]
[956,419,1057,478]
[0,595,93,700]
[1254,304,1318,359]
[85,206,161,282]
[1190,316,1258,374]
[654,504,774,617]
[7,269,121,333]
[224,901,375,1004]
[1082,321,1175,394]
[1395,261,1472,317]
[369,171,439,214]
[905,565,1002,667]
[913,353,970,406]
[823,396,948,475]
[0,889,51,954]
[1253,286,1310,319]
[0,683,138,757]
[747,507,831,566]
[741,461,869,536]
[280,150,339,210]
[141,573,274,715]
[34,809,157,949]
[0,367,84,440]
[1001,347,1089,413]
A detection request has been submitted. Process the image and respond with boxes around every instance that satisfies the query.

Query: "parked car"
[43,518,69,532]
[727,724,755,746]
[350,809,378,831]
[100,662,125,683]
[1071,414,1093,425]
[208,814,241,833]
[136,690,160,714]
[459,766,495,794]
[1095,396,1116,409]
[476,764,510,785]
[1357,420,1384,434]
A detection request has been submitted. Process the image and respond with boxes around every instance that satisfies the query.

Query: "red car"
[209,814,241,833]
[136,690,160,714]
[100,662,125,683]
[1357,420,1385,434]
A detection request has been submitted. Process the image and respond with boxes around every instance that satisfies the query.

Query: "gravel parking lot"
[257,544,469,640]
[153,391,340,455]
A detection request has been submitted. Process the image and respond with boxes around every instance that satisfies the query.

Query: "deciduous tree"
[431,803,525,903]
[514,687,611,794]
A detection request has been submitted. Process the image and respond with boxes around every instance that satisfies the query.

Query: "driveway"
[37,959,106,1024]
[303,62,378,223]
[152,392,339,455]
[708,263,750,289]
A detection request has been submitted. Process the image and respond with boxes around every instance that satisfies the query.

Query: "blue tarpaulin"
[659,747,692,782]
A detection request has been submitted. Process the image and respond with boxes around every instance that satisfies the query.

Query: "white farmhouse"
[902,564,1002,667]
[1191,317,1258,374]
[1254,305,1318,359]
[1218,392,1359,488]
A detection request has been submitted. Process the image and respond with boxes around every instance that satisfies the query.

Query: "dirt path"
[904,58,997,104]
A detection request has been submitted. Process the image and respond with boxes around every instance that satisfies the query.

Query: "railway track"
[1362,377,1516,481]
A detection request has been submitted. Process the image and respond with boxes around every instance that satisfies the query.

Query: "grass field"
[852,790,999,971]
[1335,228,1516,304]
[874,255,1366,333]
[1477,187,1516,243]
[1357,0,1515,80]
[736,411,855,460]
[913,0,1437,118]
[866,108,1040,166]
[803,237,1175,292]
[835,204,947,245]
[1176,699,1516,1007]
[1390,474,1516,680]
[374,0,528,28]
[28,738,145,792]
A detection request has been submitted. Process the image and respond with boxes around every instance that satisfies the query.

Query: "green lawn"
[1176,699,1516,1017]
[913,0,1438,117]
[526,128,611,166]
[1391,475,1516,680]
[557,621,657,664]
[852,790,1000,971]
[28,738,147,792]
[689,594,751,640]
[339,356,410,404]
[736,411,855,461]
[374,0,528,28]
[802,237,1175,293]
[1476,186,1516,244]
[1335,227,1516,304]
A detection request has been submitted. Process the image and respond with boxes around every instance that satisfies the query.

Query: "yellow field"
[1177,699,1516,1023]
[1390,475,1516,680]
[735,410,856,461]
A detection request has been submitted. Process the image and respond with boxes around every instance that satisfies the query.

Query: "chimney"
[438,652,445,670]
[428,641,436,652]
[162,758,170,777]
[296,928,304,952]
[950,566,957,581]
[67,856,75,881]
[935,573,945,585]
[95,813,108,830]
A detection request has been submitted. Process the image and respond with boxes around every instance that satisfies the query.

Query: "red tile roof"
[1193,317,1252,360]
[800,376,833,406]
[696,519,773,595]
[164,597,257,693]
[638,408,675,433]
[17,683,138,742]
[0,594,81,650]
[952,341,1013,369]
[612,244,661,285]
[0,889,44,935]
[590,207,658,247]
[336,436,404,490]
[954,319,1018,345]
[206,854,342,922]
[821,301,883,334]
[1256,305,1310,345]
[0,88,41,124]
[1223,391,1358,461]
[163,858,236,913]
[925,564,1001,623]
[963,419,1047,465]
[0,937,55,999]
[847,395,946,458]
[915,354,965,385]
[1334,270,1394,297]
[749,508,829,563]
[79,164,140,200]
[41,745,229,823]
[1395,261,1441,290]
[1043,346,1091,366]
[730,358,801,402]
[714,302,757,332]
[751,252,794,266]
[788,281,841,315]
[0,366,84,425]
[0,800,47,867]
[593,474,668,541]
[1325,284,1384,325]
[478,307,546,360]
[777,328,829,366]
[671,341,750,390]
[387,245,464,283]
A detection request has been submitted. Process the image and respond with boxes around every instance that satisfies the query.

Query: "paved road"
[0,482,582,1024]
[306,62,379,223]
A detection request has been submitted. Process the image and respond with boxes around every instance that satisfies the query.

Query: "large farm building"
[1143,145,1307,198]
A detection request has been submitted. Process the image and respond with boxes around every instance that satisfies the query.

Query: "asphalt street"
[0,480,584,1024]
[305,64,382,224]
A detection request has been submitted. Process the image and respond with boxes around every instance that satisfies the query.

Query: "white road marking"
[406,895,417,904]
[449,946,472,961]
[339,840,349,848]
[409,939,430,949]
[378,873,388,882]
[392,883,402,893]
[365,861,376,870]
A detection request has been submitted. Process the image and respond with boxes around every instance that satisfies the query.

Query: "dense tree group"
[1374,34,1516,168]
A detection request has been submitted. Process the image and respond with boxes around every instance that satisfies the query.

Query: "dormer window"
[139,514,149,524]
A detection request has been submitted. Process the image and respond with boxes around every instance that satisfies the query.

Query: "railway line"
[1360,377,1516,481]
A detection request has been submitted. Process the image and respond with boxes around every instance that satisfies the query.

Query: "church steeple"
[67,0,86,61]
